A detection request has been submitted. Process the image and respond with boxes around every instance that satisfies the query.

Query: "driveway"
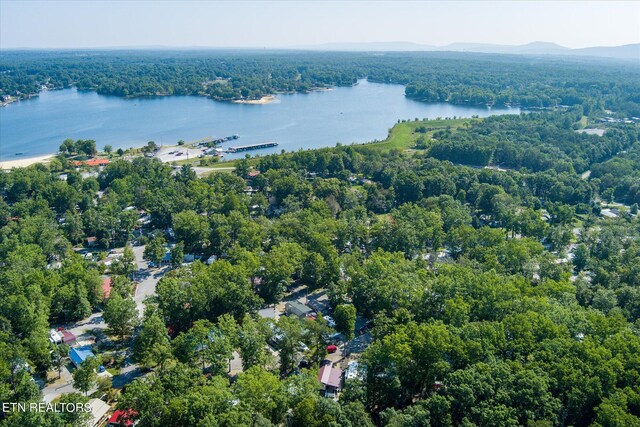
[132,244,166,317]
[65,312,108,340]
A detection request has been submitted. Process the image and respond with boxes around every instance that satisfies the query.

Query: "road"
[132,244,165,317]
[43,244,164,402]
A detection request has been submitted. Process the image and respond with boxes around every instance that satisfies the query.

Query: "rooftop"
[73,158,111,167]
[319,364,343,389]
[70,346,95,367]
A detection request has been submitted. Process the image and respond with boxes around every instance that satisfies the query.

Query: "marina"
[195,135,240,148]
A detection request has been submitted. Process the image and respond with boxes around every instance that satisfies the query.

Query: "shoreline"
[0,154,54,170]
[231,95,277,105]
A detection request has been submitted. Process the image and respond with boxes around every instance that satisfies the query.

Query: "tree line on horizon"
[1,50,639,116]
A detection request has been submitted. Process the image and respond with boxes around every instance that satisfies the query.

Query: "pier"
[226,142,278,153]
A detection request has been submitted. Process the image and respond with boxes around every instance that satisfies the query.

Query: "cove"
[0,80,520,161]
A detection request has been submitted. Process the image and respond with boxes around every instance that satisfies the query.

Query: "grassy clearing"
[363,118,478,151]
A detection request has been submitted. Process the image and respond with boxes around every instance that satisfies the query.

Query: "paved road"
[43,244,165,402]
[132,245,165,317]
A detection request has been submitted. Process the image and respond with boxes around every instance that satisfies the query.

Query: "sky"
[1,1,639,49]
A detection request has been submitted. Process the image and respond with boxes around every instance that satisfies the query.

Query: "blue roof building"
[70,346,95,367]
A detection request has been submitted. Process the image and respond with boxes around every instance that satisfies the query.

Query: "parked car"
[324,315,336,328]
[326,344,338,353]
[298,359,310,368]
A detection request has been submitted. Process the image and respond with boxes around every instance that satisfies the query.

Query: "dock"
[226,142,278,153]
[195,135,239,148]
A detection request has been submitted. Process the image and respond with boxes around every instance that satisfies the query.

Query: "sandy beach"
[231,95,277,105]
[0,154,54,170]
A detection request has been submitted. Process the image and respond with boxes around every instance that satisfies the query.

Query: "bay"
[0,80,519,161]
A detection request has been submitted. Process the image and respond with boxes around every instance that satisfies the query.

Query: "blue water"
[0,80,519,161]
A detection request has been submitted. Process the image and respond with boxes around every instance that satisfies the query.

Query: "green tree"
[334,304,357,340]
[72,356,99,396]
[173,319,233,375]
[260,242,304,303]
[143,235,167,265]
[276,316,304,376]
[51,344,70,379]
[238,315,269,370]
[170,241,185,267]
[235,366,288,424]
[172,210,209,253]
[103,292,139,342]
[573,243,590,271]
[304,316,332,366]
[112,246,136,277]
[235,157,250,178]
[133,313,172,369]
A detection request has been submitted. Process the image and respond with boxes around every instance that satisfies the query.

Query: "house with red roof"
[73,158,110,167]
[318,364,343,398]
[102,277,113,300]
[108,409,137,426]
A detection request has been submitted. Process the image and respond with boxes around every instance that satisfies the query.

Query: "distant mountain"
[309,41,437,52]
[300,41,640,61]
[573,44,640,60]
[443,41,570,55]
[442,41,639,60]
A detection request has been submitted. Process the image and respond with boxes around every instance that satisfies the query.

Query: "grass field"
[362,118,477,151]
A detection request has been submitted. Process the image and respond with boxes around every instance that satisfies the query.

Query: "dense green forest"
[2,50,639,115]
[2,51,640,426]
[2,106,640,425]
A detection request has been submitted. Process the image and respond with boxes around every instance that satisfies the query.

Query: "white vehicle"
[324,315,336,328]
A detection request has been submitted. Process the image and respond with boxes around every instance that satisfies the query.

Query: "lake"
[0,80,520,161]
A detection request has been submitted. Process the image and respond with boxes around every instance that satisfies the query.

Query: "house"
[285,301,313,318]
[87,398,110,427]
[61,330,76,344]
[247,170,261,178]
[258,307,276,319]
[73,158,110,167]
[70,346,95,367]
[318,364,343,397]
[86,236,98,247]
[49,329,77,345]
[102,277,113,299]
[108,409,137,426]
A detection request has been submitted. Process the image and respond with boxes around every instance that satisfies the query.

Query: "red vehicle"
[326,345,338,354]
